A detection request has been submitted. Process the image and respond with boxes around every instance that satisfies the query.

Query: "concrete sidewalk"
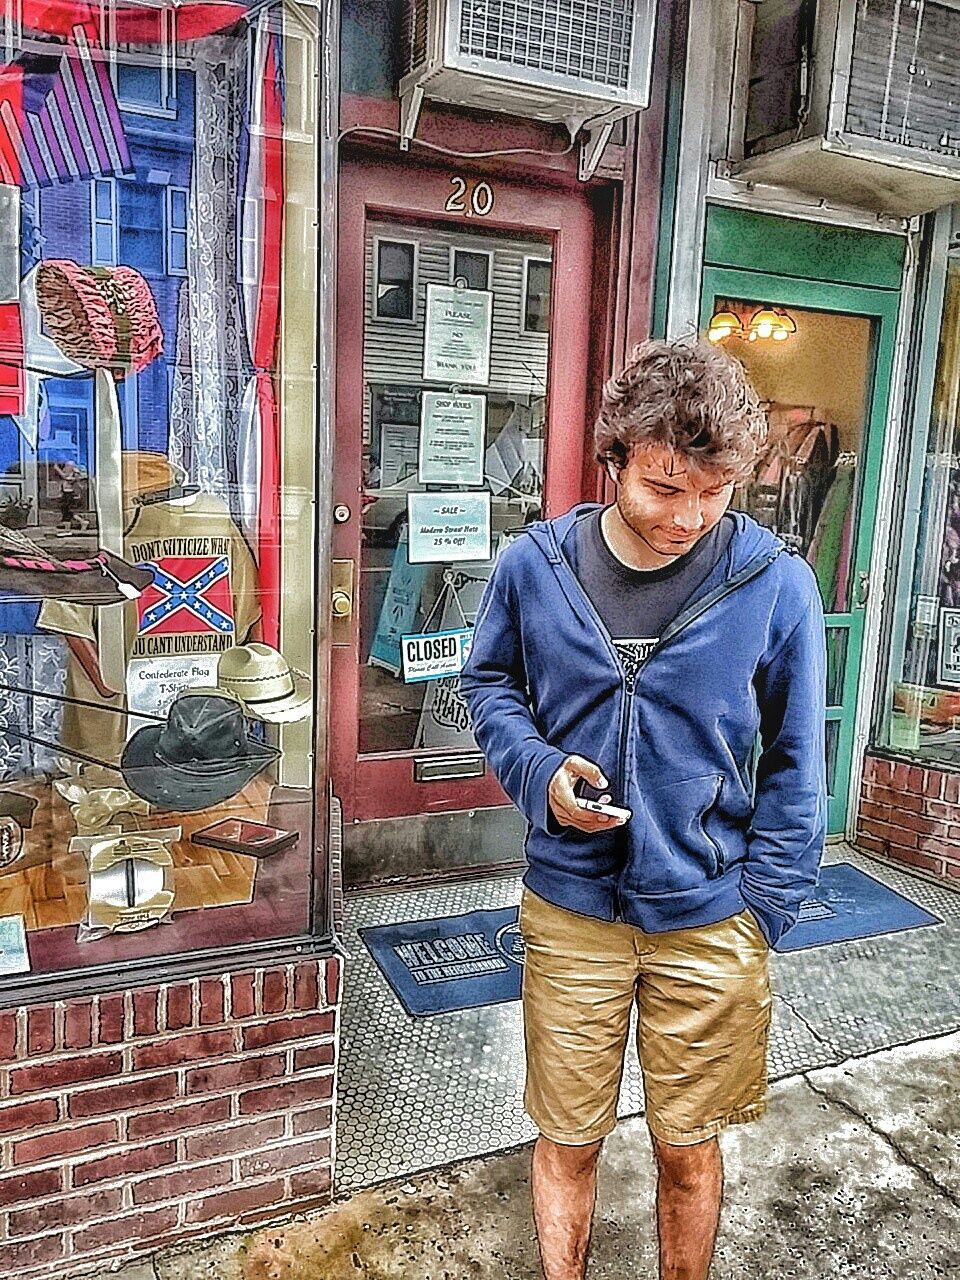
[110,1030,960,1280]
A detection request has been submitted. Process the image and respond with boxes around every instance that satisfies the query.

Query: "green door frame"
[699,267,900,835]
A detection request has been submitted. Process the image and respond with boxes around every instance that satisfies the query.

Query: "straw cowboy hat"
[216,643,312,724]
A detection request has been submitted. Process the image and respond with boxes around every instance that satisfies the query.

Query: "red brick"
[864,755,893,784]
[0,1008,17,1059]
[858,801,892,824]
[199,978,225,1026]
[293,961,318,1011]
[898,811,949,836]
[97,993,125,1044]
[10,1050,123,1096]
[906,766,926,795]
[0,1166,62,1205]
[63,1000,93,1051]
[14,1118,118,1165]
[922,797,960,820]
[184,1052,285,1096]
[860,818,917,849]
[923,771,944,799]
[72,1206,177,1254]
[854,835,887,856]
[293,1043,334,1071]
[892,762,911,789]
[132,1029,234,1071]
[9,1186,122,1236]
[69,1071,178,1118]
[26,1007,54,1054]
[0,1096,58,1136]
[134,1159,232,1206]
[0,1232,65,1271]
[165,983,193,1032]
[261,969,287,1015]
[867,785,923,813]
[185,1116,284,1161]
[914,835,956,859]
[132,988,160,1037]
[948,862,960,879]
[238,1073,333,1116]
[240,1135,331,1178]
[242,1012,333,1051]
[288,1165,332,1202]
[292,1104,333,1137]
[889,847,945,875]
[73,1139,176,1187]
[128,1095,230,1140]
[184,1179,285,1225]
[943,773,960,804]
[231,973,256,1019]
[325,956,341,1005]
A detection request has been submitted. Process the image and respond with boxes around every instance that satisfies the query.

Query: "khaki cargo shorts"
[519,888,772,1147]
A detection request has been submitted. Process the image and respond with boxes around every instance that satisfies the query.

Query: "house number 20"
[445,176,495,217]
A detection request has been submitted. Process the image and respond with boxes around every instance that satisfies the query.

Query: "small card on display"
[0,915,30,976]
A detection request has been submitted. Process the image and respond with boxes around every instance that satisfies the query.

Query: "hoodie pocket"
[626,773,726,895]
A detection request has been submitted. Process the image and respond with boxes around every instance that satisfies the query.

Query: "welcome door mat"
[773,862,941,952]
[360,865,940,1016]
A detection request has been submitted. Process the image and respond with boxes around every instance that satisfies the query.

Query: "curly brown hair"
[595,338,768,479]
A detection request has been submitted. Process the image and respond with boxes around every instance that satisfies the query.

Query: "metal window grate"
[458,0,636,89]
[846,0,960,159]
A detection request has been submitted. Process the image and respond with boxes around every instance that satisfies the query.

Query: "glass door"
[331,160,597,883]
[701,269,900,834]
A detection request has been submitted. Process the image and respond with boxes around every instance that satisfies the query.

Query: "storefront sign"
[937,608,960,687]
[401,628,473,683]
[419,392,486,486]
[0,914,29,976]
[422,283,492,385]
[407,492,491,563]
[369,534,429,675]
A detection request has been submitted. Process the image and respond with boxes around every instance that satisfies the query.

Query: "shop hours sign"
[423,283,492,385]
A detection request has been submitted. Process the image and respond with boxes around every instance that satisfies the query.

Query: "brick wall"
[857,753,960,881]
[0,955,341,1279]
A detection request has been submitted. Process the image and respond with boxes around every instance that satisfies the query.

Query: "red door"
[331,156,599,830]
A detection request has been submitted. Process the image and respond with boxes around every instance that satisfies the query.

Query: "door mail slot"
[414,754,486,783]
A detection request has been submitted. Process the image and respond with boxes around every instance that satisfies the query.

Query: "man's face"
[612,443,737,558]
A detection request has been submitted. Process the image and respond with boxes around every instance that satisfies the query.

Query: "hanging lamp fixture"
[747,306,797,342]
[706,303,744,343]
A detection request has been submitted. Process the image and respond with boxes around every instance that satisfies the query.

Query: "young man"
[459,339,827,1280]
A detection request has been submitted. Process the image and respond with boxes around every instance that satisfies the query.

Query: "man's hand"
[547,755,628,834]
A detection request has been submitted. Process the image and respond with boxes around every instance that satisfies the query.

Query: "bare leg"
[652,1135,723,1280]
[531,1135,603,1280]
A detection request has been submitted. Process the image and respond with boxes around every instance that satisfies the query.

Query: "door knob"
[331,590,351,617]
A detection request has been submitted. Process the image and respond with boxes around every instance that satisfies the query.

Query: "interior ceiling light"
[747,306,797,342]
[706,307,743,343]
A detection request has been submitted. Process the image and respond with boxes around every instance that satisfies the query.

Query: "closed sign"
[401,629,473,683]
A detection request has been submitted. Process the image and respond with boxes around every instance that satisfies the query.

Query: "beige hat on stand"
[216,643,312,725]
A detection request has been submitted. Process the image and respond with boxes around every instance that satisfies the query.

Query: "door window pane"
[523,258,551,334]
[375,240,415,320]
[451,248,490,290]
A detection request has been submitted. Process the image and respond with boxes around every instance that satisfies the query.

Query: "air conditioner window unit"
[729,0,960,217]
[399,0,659,180]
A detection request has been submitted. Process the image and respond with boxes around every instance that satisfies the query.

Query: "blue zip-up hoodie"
[459,504,827,947]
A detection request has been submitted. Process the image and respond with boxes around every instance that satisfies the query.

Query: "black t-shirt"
[563,508,735,690]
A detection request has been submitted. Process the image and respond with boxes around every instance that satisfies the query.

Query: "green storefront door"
[698,208,904,836]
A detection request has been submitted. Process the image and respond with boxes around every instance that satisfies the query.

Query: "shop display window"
[0,0,322,985]
[883,259,960,764]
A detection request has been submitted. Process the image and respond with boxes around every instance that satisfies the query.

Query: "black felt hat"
[120,690,279,813]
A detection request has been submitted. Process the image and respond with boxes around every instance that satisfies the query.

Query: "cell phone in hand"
[573,778,632,822]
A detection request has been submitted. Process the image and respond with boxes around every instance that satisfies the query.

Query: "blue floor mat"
[360,864,941,1016]
[773,862,941,952]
